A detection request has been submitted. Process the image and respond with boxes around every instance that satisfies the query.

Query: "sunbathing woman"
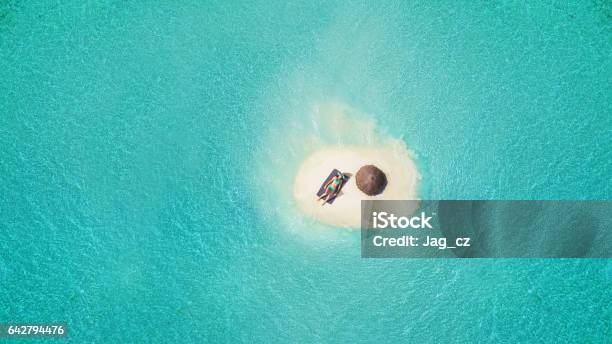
[317,172,345,205]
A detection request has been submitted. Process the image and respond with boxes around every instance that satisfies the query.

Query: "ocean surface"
[1,1,611,342]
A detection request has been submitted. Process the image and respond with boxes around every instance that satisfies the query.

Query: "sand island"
[293,140,419,228]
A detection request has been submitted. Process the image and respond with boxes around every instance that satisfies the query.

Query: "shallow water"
[1,1,611,342]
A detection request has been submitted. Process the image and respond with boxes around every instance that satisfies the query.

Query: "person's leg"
[318,189,330,201]
[323,188,338,205]
[322,187,341,205]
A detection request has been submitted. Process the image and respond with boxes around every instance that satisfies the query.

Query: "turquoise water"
[1,1,611,342]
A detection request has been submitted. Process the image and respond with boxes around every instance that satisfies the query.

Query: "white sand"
[293,142,420,228]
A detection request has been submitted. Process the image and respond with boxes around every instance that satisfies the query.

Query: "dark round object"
[356,165,387,196]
